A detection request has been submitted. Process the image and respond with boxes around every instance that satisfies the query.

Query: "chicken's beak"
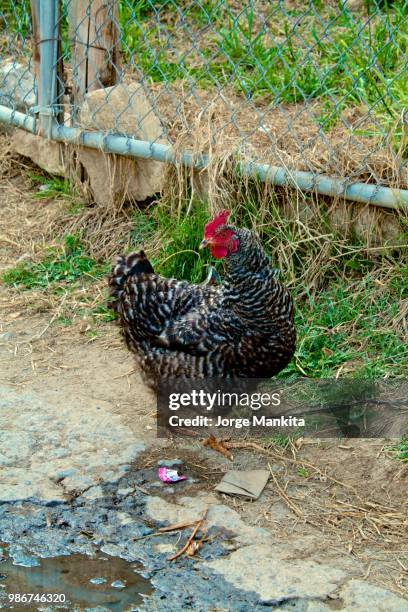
[200,239,209,249]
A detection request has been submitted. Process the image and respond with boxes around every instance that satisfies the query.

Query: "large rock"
[76,82,169,205]
[352,204,404,245]
[0,61,36,112]
[12,129,67,176]
[75,145,165,205]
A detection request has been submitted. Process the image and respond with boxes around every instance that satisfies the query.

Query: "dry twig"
[168,509,208,561]
[268,463,303,519]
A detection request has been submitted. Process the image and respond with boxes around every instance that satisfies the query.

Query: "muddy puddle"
[0,546,152,610]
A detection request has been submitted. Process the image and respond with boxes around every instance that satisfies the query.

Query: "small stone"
[100,544,124,557]
[154,543,175,555]
[89,576,107,585]
[116,512,134,526]
[111,579,126,589]
[81,486,104,501]
[0,61,36,111]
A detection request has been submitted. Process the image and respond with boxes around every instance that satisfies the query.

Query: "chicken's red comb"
[204,210,230,239]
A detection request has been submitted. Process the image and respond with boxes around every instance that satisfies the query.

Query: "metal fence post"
[38,0,60,137]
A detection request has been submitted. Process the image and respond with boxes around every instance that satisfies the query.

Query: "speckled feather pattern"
[108,228,296,386]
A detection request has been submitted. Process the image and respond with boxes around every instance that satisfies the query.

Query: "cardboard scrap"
[215,470,270,500]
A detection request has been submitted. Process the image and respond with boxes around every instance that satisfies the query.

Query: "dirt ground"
[0,154,407,602]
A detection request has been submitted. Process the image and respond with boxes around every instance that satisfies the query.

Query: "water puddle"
[0,546,152,610]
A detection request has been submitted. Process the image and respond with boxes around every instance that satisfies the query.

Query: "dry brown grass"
[146,81,407,188]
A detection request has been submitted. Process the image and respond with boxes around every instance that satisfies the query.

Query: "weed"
[92,303,117,323]
[266,433,302,449]
[86,328,100,340]
[268,434,292,450]
[55,316,73,326]
[1,235,107,290]
[28,173,75,200]
[149,204,218,283]
[297,467,309,477]
[389,435,408,462]
[67,201,86,216]
[1,0,31,43]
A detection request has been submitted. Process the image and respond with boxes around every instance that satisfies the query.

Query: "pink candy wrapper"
[158,467,187,483]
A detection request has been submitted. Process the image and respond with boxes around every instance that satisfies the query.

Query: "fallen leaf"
[203,434,233,460]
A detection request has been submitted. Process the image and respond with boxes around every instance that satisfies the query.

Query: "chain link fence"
[0,1,407,206]
[0,1,35,112]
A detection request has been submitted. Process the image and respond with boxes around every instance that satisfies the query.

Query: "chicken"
[108,210,295,385]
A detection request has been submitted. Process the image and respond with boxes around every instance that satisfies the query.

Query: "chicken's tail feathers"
[108,251,154,311]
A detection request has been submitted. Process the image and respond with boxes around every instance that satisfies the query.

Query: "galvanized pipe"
[0,105,407,211]
[0,105,36,133]
[240,162,408,210]
[38,0,59,137]
[52,124,408,211]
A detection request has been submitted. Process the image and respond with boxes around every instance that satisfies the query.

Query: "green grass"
[267,434,295,450]
[297,467,309,478]
[285,271,407,378]
[390,436,408,462]
[1,234,107,290]
[0,0,31,43]
[55,315,73,326]
[28,173,76,201]
[92,303,117,323]
[118,0,407,137]
[132,204,218,283]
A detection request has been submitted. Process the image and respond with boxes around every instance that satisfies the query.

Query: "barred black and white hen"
[108,210,295,385]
